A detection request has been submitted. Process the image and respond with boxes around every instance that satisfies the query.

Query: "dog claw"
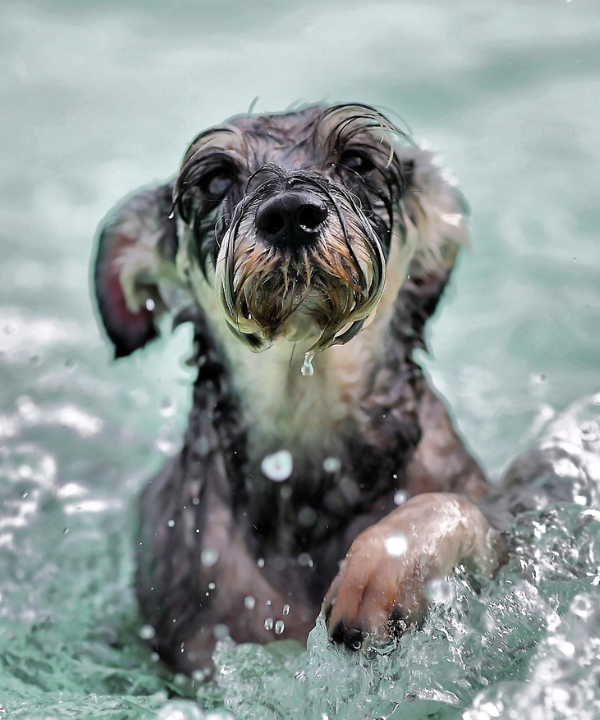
[328,620,365,650]
[321,494,498,654]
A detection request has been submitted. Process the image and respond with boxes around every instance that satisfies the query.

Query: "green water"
[0,1,599,718]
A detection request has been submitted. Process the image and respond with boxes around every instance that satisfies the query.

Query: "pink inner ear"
[102,231,152,334]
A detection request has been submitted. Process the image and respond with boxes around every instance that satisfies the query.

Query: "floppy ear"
[398,146,470,334]
[93,183,180,358]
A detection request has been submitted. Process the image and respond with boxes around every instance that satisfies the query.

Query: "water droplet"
[167,519,175,527]
[213,624,229,640]
[283,604,290,616]
[244,596,256,609]
[145,298,156,311]
[208,582,215,590]
[195,436,211,457]
[323,457,341,473]
[264,617,274,631]
[261,449,293,481]
[393,490,408,505]
[168,210,175,220]
[257,558,265,568]
[298,552,313,567]
[275,620,285,635]
[266,599,272,606]
[301,352,315,377]
[192,668,210,683]
[160,397,176,417]
[298,507,317,527]
[530,372,546,384]
[139,624,156,640]
[426,577,455,603]
[385,533,408,556]
[63,527,69,535]
[201,548,218,566]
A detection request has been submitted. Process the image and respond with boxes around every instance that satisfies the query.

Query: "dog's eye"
[201,169,234,201]
[339,150,375,175]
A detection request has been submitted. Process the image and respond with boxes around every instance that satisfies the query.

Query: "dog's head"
[94,104,469,358]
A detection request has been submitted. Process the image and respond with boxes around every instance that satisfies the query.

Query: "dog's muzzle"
[213,171,387,352]
[254,191,328,250]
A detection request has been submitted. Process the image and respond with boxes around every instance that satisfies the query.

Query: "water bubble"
[201,549,219,567]
[283,604,290,616]
[264,617,274,631]
[62,527,69,534]
[257,558,265,568]
[393,490,408,505]
[139,624,156,640]
[275,620,285,635]
[571,593,593,620]
[530,373,546,384]
[384,533,408,557]
[261,449,293,481]
[301,351,315,377]
[426,577,455,603]
[145,298,156,312]
[323,457,341,473]
[167,519,175,527]
[244,596,256,609]
[208,582,215,590]
[298,553,313,567]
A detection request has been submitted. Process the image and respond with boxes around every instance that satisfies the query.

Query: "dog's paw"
[321,492,498,650]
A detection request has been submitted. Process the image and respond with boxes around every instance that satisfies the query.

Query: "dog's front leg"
[322,493,499,648]
[137,468,315,676]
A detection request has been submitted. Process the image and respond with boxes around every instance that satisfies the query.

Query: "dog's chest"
[230,333,381,473]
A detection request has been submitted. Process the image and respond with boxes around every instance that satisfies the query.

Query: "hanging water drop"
[301,352,315,377]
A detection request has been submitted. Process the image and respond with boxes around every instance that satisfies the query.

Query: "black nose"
[254,191,328,248]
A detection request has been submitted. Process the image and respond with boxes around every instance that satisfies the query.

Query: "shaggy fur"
[94,103,500,676]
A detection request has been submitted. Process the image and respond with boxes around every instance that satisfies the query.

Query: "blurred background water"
[0,1,599,718]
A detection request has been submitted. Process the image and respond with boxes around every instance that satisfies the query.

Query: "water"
[0,0,599,717]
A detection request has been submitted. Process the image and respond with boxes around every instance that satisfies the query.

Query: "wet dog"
[94,104,501,676]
